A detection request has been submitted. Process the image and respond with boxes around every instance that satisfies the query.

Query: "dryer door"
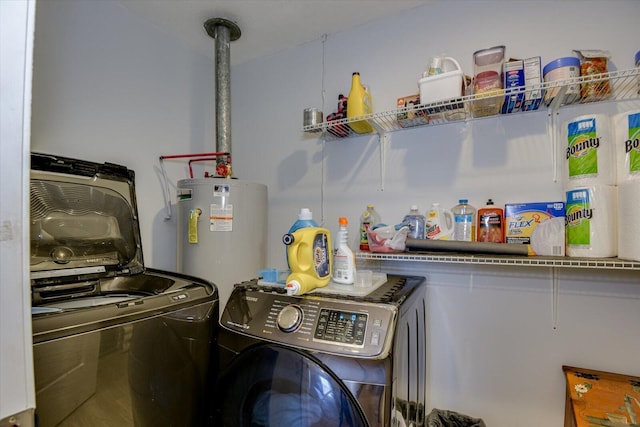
[215,344,368,427]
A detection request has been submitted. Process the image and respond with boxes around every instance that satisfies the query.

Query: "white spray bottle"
[332,217,356,285]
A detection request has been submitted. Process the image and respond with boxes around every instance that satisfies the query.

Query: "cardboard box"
[505,202,565,256]
[502,59,525,114]
[396,94,429,128]
[522,56,543,111]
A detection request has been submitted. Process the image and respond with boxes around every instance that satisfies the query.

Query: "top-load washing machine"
[29,153,218,426]
[214,274,427,427]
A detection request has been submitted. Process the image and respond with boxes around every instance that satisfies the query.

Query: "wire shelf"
[355,251,640,270]
[304,68,640,140]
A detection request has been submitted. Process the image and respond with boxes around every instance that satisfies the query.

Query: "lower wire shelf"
[355,251,640,271]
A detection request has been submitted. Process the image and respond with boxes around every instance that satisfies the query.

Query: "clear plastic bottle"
[285,208,318,268]
[333,217,356,285]
[359,204,381,251]
[452,199,476,242]
[403,205,426,239]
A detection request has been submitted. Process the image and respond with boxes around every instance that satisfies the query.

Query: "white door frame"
[1,0,36,425]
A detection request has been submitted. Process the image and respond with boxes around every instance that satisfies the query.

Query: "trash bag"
[425,408,487,427]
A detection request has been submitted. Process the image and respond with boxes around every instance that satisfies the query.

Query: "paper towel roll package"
[617,180,640,261]
[566,185,618,258]
[564,114,616,188]
[613,110,640,184]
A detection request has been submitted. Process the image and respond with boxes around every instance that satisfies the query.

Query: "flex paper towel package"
[505,202,565,256]
[565,114,616,187]
[614,110,640,184]
[566,186,618,258]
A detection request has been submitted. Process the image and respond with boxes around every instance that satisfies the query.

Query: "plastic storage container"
[332,217,356,285]
[476,199,504,243]
[452,199,476,242]
[472,46,505,117]
[543,56,581,106]
[402,205,426,239]
[359,205,381,251]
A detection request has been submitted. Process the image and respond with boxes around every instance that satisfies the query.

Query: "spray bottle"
[332,217,356,285]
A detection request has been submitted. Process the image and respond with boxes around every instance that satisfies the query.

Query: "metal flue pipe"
[204,18,241,177]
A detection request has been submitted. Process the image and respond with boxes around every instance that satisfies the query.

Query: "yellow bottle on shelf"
[346,72,374,134]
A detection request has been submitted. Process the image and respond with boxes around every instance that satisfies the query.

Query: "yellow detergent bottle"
[283,227,332,295]
[346,72,374,134]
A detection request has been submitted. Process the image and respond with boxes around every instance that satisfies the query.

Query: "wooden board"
[563,365,640,427]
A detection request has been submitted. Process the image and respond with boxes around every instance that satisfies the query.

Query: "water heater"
[176,178,267,311]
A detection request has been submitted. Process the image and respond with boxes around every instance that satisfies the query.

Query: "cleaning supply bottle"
[285,208,318,268]
[289,208,318,233]
[477,199,504,243]
[346,72,374,134]
[332,217,356,285]
[283,227,332,295]
[359,204,381,251]
[425,203,455,240]
[402,205,426,239]
[452,199,476,242]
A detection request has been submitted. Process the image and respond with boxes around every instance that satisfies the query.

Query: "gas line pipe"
[159,152,231,220]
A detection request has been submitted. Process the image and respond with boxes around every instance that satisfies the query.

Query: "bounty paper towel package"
[566,186,618,258]
[565,114,616,187]
[614,110,640,184]
[617,180,640,261]
[505,202,565,256]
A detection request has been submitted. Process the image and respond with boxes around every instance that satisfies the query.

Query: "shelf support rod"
[552,267,559,330]
[379,132,389,191]
[547,85,568,183]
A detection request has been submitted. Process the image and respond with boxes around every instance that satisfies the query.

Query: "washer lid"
[29,153,143,283]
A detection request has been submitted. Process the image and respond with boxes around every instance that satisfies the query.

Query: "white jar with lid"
[543,56,581,106]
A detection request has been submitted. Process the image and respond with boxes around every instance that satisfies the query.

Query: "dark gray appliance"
[29,153,218,427]
[215,275,427,427]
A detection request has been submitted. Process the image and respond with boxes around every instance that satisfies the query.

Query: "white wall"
[1,0,36,424]
[31,0,216,271]
[30,0,640,425]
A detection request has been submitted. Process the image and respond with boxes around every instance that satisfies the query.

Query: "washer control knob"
[277,305,303,332]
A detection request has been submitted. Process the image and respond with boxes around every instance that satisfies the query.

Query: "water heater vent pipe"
[204,17,241,176]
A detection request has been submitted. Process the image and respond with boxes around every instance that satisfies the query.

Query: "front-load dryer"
[214,274,427,427]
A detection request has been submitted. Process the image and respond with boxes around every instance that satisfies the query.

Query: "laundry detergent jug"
[283,227,332,295]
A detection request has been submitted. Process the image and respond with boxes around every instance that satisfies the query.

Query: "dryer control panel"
[220,282,398,359]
